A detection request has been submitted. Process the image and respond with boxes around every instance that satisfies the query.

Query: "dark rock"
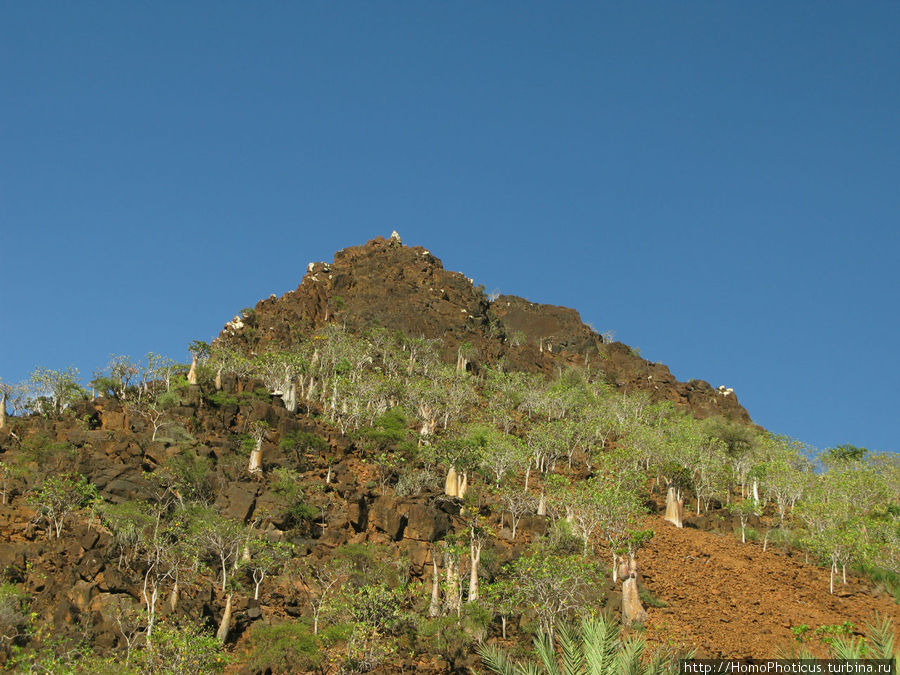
[403,502,449,542]
[346,493,368,532]
[370,496,407,541]
[215,482,258,522]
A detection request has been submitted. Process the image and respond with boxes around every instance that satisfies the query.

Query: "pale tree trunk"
[428,557,441,617]
[214,367,223,391]
[248,439,263,474]
[537,490,546,516]
[752,478,759,505]
[620,555,648,625]
[524,464,531,491]
[830,561,836,594]
[468,542,481,602]
[444,467,458,498]
[612,551,618,583]
[457,472,468,500]
[283,382,297,413]
[216,593,233,642]
[168,581,179,612]
[444,556,460,615]
[187,357,198,385]
[0,390,7,429]
[664,487,684,528]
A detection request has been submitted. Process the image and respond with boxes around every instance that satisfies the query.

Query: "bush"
[242,619,322,674]
[133,619,227,674]
[0,582,29,645]
[395,468,441,497]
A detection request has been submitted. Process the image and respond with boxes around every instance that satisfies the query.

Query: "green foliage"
[269,468,319,525]
[478,614,686,675]
[207,391,239,407]
[502,546,603,639]
[133,618,227,674]
[355,408,415,455]
[826,444,869,464]
[242,619,322,674]
[158,448,213,503]
[0,582,30,645]
[29,366,85,415]
[639,588,667,608]
[28,472,98,539]
[280,430,329,460]
[20,432,76,469]
[394,467,441,496]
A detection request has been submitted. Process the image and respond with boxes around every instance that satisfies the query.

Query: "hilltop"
[215,234,750,424]
[0,235,896,674]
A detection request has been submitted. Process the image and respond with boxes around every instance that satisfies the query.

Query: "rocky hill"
[215,235,750,424]
[0,235,895,674]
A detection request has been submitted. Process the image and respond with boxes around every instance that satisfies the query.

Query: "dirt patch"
[638,515,899,658]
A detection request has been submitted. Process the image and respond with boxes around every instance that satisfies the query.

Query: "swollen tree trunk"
[444,467,458,497]
[468,541,481,602]
[752,478,760,504]
[214,367,223,391]
[664,487,684,528]
[216,593,233,643]
[0,390,7,429]
[457,472,468,500]
[620,555,648,625]
[248,439,263,474]
[444,555,460,615]
[428,557,441,617]
[283,382,298,413]
[168,581,179,612]
[187,357,198,385]
[537,490,546,516]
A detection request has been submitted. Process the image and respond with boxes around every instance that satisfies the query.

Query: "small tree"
[295,556,350,635]
[28,472,97,539]
[729,498,760,544]
[496,481,535,539]
[187,340,210,385]
[504,547,601,643]
[247,537,293,600]
[247,420,270,474]
[29,366,85,415]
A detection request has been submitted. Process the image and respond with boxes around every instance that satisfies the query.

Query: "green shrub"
[207,391,239,407]
[242,619,322,674]
[395,467,440,497]
[639,588,668,608]
[133,619,227,674]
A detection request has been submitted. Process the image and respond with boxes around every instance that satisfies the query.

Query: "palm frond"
[829,635,866,660]
[556,622,585,675]
[477,642,522,675]
[612,635,647,675]
[581,615,619,675]
[862,613,896,661]
[533,631,563,675]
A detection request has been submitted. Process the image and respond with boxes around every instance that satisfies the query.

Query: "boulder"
[216,482,258,522]
[370,496,407,541]
[403,502,449,542]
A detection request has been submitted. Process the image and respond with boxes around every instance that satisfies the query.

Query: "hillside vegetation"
[0,237,897,673]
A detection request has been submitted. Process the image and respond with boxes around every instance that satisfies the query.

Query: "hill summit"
[216,234,750,423]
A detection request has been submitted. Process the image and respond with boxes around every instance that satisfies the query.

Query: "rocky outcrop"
[214,236,751,422]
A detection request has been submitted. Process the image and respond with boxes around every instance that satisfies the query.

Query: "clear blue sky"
[2,2,898,453]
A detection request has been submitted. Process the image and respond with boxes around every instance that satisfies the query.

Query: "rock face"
[215,236,751,422]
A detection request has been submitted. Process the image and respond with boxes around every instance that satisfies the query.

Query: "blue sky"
[2,2,898,453]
